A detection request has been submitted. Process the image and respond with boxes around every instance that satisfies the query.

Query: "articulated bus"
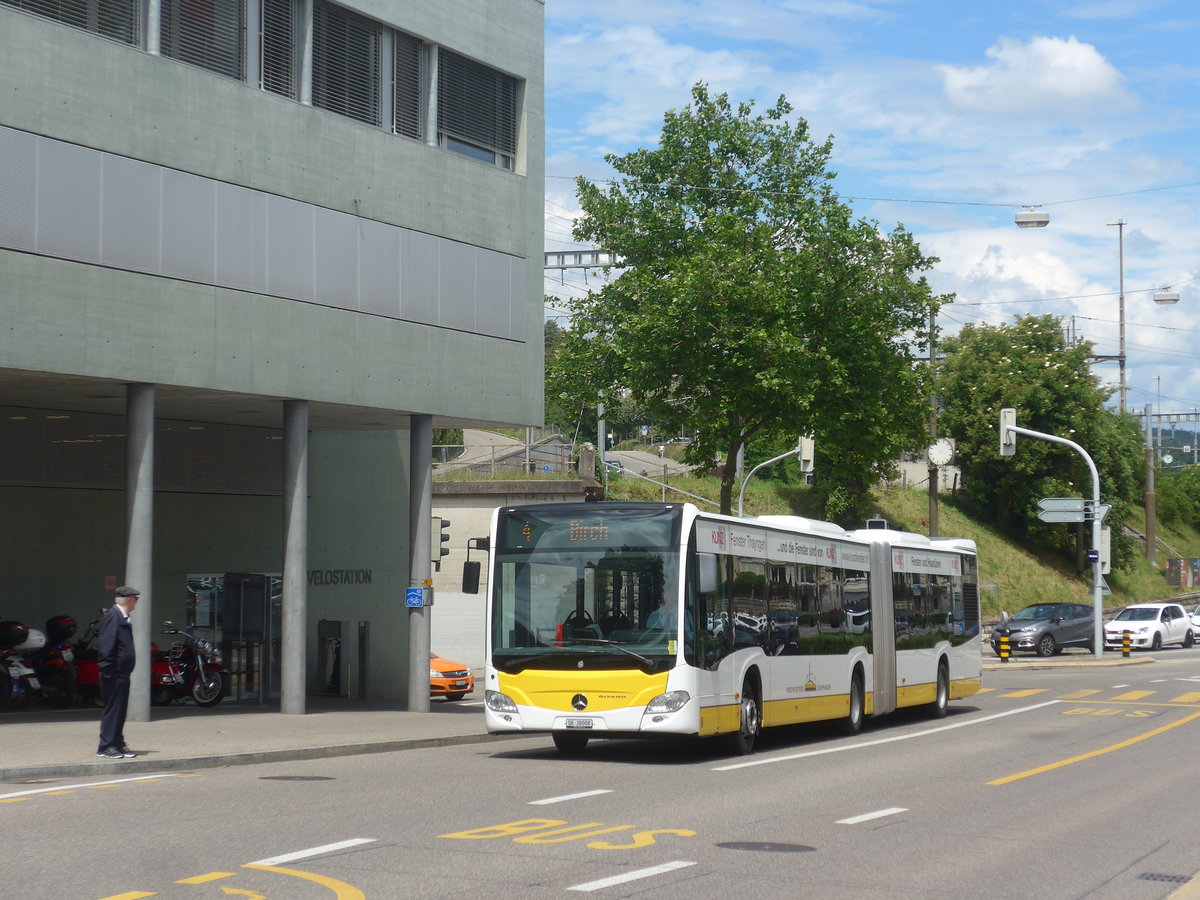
[481,502,981,755]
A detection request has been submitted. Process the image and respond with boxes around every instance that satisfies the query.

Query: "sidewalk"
[0,694,495,784]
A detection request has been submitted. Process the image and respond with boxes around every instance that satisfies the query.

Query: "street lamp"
[1014,206,1049,228]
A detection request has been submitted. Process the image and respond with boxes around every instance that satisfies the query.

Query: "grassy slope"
[606,473,1200,620]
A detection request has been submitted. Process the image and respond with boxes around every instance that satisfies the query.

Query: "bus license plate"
[565,718,593,729]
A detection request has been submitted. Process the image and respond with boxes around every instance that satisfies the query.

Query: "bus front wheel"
[726,675,761,755]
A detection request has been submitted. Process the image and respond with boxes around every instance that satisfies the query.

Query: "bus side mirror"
[462,561,481,595]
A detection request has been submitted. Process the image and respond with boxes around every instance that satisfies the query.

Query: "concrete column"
[282,400,309,714]
[298,0,314,106]
[146,0,160,55]
[408,415,433,712]
[424,45,439,147]
[125,384,154,723]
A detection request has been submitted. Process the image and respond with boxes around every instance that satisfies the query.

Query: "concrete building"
[0,0,545,711]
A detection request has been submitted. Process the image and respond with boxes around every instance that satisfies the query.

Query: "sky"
[541,0,1200,434]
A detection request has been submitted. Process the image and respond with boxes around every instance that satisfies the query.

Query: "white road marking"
[1112,684,1131,689]
[249,838,376,866]
[713,701,1062,771]
[568,861,696,892]
[0,773,185,801]
[530,789,613,805]
[837,807,908,825]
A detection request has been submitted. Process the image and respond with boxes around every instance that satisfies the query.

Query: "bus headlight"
[646,691,690,714]
[485,690,518,713]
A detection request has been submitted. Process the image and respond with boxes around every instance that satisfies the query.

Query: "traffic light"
[999,408,1017,457]
[431,517,450,570]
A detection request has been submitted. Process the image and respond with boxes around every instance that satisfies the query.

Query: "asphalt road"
[11,654,1200,899]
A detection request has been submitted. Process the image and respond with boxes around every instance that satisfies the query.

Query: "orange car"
[429,652,474,701]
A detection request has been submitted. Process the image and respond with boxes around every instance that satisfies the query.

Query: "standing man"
[96,585,139,759]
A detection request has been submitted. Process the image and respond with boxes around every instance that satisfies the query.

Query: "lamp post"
[1107,220,1128,413]
[1015,209,1183,564]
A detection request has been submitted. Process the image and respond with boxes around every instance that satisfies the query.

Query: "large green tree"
[548,83,946,518]
[936,315,1144,570]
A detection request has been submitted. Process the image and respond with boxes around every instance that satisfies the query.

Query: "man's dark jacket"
[98,605,136,676]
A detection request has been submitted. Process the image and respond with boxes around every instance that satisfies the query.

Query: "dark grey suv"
[990,603,1094,657]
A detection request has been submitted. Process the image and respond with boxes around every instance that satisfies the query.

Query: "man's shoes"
[96,747,124,759]
[118,746,137,758]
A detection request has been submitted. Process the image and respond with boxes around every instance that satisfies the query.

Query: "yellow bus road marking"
[176,873,235,884]
[1058,689,1104,700]
[219,888,264,899]
[1110,690,1155,701]
[988,709,1200,785]
[46,789,76,796]
[1,798,27,804]
[998,689,1050,698]
[1170,692,1200,704]
[975,687,996,694]
[98,893,156,899]
[440,818,696,850]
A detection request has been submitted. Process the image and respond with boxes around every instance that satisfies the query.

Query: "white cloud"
[938,36,1135,116]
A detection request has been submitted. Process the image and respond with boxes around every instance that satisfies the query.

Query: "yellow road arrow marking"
[243,864,364,900]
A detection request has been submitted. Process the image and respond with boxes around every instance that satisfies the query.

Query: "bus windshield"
[491,505,682,671]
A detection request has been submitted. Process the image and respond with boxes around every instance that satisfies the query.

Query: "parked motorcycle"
[24,615,80,709]
[0,620,47,710]
[150,621,229,707]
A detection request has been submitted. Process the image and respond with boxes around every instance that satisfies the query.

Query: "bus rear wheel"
[726,676,761,755]
[841,670,864,735]
[552,732,589,755]
[929,661,949,719]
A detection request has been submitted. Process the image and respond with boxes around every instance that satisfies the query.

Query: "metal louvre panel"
[312,0,381,127]
[2,0,140,44]
[160,0,247,81]
[393,30,422,139]
[437,49,517,158]
[260,0,295,97]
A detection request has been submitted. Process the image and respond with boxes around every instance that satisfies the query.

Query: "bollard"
[999,634,1010,663]
[1122,630,1131,658]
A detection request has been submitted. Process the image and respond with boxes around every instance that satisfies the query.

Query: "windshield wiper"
[563,638,656,669]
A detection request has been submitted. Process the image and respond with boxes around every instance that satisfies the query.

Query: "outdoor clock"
[927,438,954,467]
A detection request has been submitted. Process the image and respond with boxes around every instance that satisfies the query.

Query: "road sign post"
[1001,410,1105,656]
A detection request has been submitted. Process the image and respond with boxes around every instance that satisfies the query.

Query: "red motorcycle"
[72,613,104,706]
[150,621,229,707]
